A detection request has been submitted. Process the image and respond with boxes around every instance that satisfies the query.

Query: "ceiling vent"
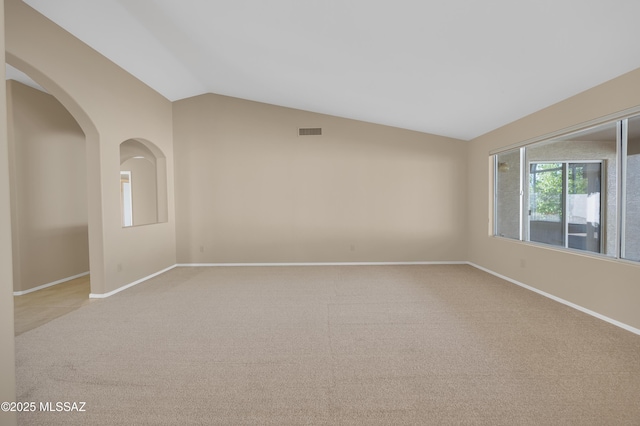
[298,127,322,136]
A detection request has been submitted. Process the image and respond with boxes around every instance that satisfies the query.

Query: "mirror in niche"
[119,138,168,227]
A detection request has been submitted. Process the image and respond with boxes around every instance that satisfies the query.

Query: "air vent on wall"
[298,127,322,136]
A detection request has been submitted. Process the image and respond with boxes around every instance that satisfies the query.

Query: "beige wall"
[174,93,468,263]
[468,67,640,330]
[7,80,89,293]
[0,1,18,423]
[5,0,176,295]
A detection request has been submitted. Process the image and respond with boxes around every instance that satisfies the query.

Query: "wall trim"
[13,271,89,296]
[89,265,177,299]
[85,261,640,337]
[90,261,463,298]
[176,261,467,267]
[467,262,640,337]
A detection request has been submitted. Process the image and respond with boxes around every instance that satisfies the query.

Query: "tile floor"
[13,275,94,336]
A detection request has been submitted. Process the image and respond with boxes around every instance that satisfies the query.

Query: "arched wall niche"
[5,54,106,296]
[119,138,168,227]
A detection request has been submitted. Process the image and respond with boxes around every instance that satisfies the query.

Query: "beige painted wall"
[174,93,468,263]
[5,0,176,295]
[7,80,89,293]
[0,0,18,423]
[468,67,640,330]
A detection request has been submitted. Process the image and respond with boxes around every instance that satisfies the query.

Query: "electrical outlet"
[117,263,123,272]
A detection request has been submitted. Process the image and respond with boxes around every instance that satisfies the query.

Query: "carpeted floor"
[15,265,640,425]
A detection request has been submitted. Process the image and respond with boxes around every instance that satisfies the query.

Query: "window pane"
[529,162,564,246]
[623,115,640,261]
[525,122,617,255]
[567,163,601,253]
[495,149,521,239]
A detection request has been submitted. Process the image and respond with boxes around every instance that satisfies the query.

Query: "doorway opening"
[6,63,93,334]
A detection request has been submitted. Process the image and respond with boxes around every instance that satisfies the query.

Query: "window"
[492,114,640,262]
[623,116,640,261]
[528,161,602,253]
[494,149,521,240]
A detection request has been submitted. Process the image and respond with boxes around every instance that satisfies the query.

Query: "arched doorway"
[5,54,105,298]
[6,63,93,333]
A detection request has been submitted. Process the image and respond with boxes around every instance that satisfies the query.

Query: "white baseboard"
[176,261,467,267]
[466,262,640,337]
[92,262,461,299]
[13,271,90,296]
[85,261,640,337]
[89,265,177,299]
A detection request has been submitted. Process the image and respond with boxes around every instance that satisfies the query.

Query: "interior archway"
[5,54,105,297]
[6,63,93,333]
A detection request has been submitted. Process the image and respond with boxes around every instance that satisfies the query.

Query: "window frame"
[526,159,604,253]
[491,109,640,264]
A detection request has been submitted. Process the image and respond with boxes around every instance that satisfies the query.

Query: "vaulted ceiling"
[16,0,640,140]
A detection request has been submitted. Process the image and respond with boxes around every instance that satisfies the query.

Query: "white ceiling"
[15,0,640,140]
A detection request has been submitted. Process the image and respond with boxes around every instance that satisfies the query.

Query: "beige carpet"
[15,265,640,425]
